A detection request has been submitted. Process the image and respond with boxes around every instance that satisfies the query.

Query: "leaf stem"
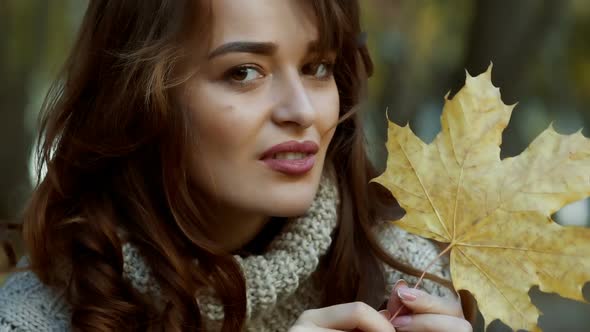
[389,242,455,323]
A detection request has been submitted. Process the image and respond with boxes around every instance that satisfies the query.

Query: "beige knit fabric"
[0,171,452,331]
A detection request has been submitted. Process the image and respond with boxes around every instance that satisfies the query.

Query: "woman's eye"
[303,61,334,80]
[226,66,263,84]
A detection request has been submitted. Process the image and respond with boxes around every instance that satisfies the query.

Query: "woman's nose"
[271,71,315,128]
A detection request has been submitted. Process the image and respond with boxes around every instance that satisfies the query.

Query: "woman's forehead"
[207,0,319,53]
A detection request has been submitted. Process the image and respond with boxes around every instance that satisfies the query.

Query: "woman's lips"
[262,154,316,175]
[260,140,319,175]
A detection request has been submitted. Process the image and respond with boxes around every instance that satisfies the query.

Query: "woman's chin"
[262,194,316,218]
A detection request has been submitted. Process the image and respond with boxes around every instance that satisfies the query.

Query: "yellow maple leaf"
[372,65,590,332]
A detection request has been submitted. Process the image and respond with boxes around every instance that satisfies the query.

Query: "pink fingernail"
[393,279,408,289]
[397,287,418,301]
[392,315,412,327]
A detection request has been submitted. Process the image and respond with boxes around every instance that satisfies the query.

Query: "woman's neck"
[238,217,288,255]
[205,210,272,253]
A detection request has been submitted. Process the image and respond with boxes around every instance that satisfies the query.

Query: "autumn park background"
[1,1,589,331]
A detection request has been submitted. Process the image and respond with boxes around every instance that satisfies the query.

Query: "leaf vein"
[395,137,452,239]
[456,243,586,258]
[457,247,530,322]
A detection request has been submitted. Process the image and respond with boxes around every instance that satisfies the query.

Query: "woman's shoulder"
[373,222,454,299]
[0,259,71,332]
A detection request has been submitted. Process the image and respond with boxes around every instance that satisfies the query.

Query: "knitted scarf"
[121,170,340,330]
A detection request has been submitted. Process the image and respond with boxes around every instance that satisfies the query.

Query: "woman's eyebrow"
[306,41,321,54]
[207,40,322,60]
[207,42,277,60]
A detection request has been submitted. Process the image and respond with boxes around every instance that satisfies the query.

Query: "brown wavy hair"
[20,0,452,331]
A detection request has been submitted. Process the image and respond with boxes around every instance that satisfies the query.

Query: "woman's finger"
[396,286,463,318]
[288,327,342,332]
[385,280,412,316]
[294,302,396,332]
[391,314,472,332]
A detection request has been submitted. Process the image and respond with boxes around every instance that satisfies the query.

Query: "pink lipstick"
[260,140,319,175]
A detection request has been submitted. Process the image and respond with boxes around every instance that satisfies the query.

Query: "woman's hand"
[289,302,397,332]
[381,280,472,332]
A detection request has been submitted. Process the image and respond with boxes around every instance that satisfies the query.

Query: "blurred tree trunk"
[445,0,569,157]
[448,0,568,100]
[0,1,49,221]
[0,3,28,221]
[0,0,49,273]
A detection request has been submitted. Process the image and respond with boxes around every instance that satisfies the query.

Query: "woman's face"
[180,0,339,220]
